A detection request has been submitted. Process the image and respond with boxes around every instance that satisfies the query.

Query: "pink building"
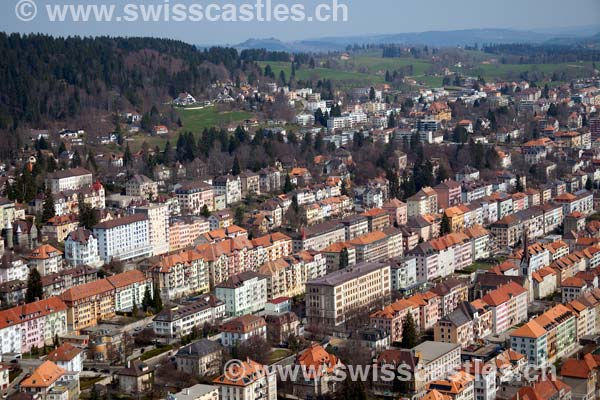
[434,180,462,209]
[169,216,210,252]
[371,298,420,343]
[481,281,528,334]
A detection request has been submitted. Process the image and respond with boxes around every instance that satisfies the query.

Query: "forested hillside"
[0,33,255,130]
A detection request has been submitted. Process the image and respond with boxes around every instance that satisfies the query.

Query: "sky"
[1,0,600,45]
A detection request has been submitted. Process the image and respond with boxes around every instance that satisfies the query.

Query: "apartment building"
[407,187,438,217]
[370,298,420,343]
[306,261,391,334]
[215,271,268,316]
[46,167,93,194]
[434,180,462,208]
[259,252,327,299]
[176,181,215,214]
[27,244,64,276]
[93,214,152,262]
[220,315,267,347]
[106,270,152,312]
[149,249,210,301]
[0,252,29,284]
[133,203,170,256]
[510,304,577,368]
[168,216,210,252]
[213,175,242,206]
[290,221,346,252]
[126,175,158,200]
[413,341,462,393]
[0,297,68,354]
[481,281,528,334]
[152,295,225,339]
[214,358,277,400]
[175,339,223,377]
[64,228,103,268]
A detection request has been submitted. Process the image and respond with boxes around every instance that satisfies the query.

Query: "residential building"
[46,167,93,194]
[116,360,154,394]
[27,244,63,276]
[176,182,215,214]
[0,252,29,284]
[215,271,268,316]
[481,281,528,334]
[305,261,391,334]
[169,216,210,252]
[220,315,267,347]
[213,359,277,400]
[213,175,242,206]
[126,175,159,200]
[93,214,152,262]
[150,249,210,301]
[407,187,438,217]
[133,203,170,256]
[175,339,223,377]
[64,228,103,268]
[152,295,225,339]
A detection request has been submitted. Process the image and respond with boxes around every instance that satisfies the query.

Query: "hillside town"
[1,38,600,400]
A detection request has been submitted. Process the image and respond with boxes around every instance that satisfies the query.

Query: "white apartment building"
[133,203,170,256]
[215,271,268,316]
[220,315,267,347]
[46,167,93,194]
[93,214,152,263]
[214,359,277,400]
[153,295,225,339]
[64,228,103,268]
[126,175,159,200]
[176,182,215,214]
[0,252,29,284]
[413,341,461,384]
[106,270,152,312]
[213,175,242,206]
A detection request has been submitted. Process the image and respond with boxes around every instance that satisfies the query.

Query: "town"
[0,23,600,400]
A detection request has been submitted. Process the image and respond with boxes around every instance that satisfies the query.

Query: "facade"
[126,175,158,200]
[150,249,210,301]
[481,281,528,334]
[306,261,391,334]
[214,359,277,400]
[220,315,267,347]
[133,203,170,256]
[169,216,211,252]
[0,297,68,354]
[152,295,225,339]
[93,214,153,262]
[46,167,93,194]
[0,253,29,284]
[175,339,223,377]
[213,175,242,206]
[510,304,577,367]
[64,228,103,268]
[176,181,215,214]
[27,244,64,276]
[215,271,268,316]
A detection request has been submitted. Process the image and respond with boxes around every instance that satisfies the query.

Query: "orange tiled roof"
[20,361,65,388]
[28,244,63,259]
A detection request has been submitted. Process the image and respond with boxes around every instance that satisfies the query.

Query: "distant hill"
[233,28,599,52]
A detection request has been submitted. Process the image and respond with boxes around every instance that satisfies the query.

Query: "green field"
[259,61,385,87]
[176,106,253,134]
[465,61,596,81]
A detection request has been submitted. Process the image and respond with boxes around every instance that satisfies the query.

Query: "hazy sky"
[2,0,600,44]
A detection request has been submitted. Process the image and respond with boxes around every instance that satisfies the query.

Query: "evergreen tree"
[152,286,163,312]
[586,178,593,191]
[515,175,524,192]
[131,302,139,318]
[42,188,55,223]
[142,286,153,312]
[388,111,396,128]
[440,213,452,235]
[341,180,349,196]
[401,312,418,349]
[283,174,293,194]
[339,247,349,270]
[26,268,43,303]
[234,206,245,226]
[123,143,133,167]
[232,156,241,176]
[201,204,211,218]
[369,86,376,101]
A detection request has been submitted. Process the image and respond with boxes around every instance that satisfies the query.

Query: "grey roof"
[307,261,389,287]
[215,271,266,289]
[175,339,222,358]
[440,302,477,326]
[412,341,460,364]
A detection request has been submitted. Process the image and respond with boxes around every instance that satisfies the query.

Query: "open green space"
[176,106,253,135]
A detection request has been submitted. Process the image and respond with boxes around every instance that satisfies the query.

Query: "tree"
[235,335,271,365]
[283,174,293,194]
[288,333,300,353]
[586,178,593,191]
[201,204,211,218]
[131,302,139,318]
[152,286,163,312]
[231,156,241,176]
[440,213,452,235]
[78,196,99,229]
[388,111,396,128]
[41,188,55,223]
[142,286,153,312]
[234,206,245,226]
[123,143,133,167]
[26,268,43,303]
[515,174,524,192]
[336,378,367,400]
[369,86,376,101]
[339,247,349,270]
[401,312,418,349]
